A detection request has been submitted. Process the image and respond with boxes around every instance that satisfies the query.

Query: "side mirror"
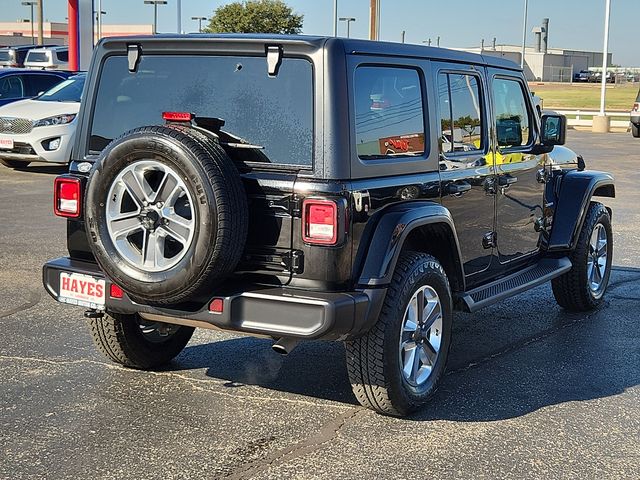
[540,114,566,146]
[496,117,523,147]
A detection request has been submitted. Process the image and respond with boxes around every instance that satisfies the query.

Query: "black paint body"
[45,35,615,340]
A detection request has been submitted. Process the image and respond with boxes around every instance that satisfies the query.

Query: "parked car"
[0,73,85,168]
[631,87,640,138]
[573,70,593,82]
[0,45,57,68]
[43,36,614,417]
[0,68,71,107]
[589,71,616,84]
[24,46,69,70]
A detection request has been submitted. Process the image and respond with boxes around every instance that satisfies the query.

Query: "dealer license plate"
[58,272,106,309]
[0,138,14,150]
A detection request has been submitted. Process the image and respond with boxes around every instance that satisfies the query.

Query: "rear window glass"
[56,50,68,62]
[354,66,425,159]
[27,52,49,63]
[0,51,12,62]
[90,55,314,167]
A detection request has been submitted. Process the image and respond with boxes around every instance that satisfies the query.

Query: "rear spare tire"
[84,125,248,304]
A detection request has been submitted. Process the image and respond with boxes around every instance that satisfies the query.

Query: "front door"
[488,72,545,264]
[434,64,496,278]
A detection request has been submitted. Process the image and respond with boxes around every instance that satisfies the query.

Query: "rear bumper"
[43,257,385,341]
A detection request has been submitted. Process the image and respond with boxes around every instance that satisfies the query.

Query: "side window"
[0,76,25,99]
[437,72,484,157]
[57,50,69,62]
[492,78,531,148]
[354,66,425,159]
[25,74,62,96]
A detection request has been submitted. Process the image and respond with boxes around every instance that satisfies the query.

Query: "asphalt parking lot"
[1,130,638,479]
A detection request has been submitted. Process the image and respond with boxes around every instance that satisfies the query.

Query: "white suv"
[0,74,84,168]
[24,47,69,70]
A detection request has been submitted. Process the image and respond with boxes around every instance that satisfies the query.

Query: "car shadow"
[174,337,358,405]
[9,163,68,175]
[169,268,640,420]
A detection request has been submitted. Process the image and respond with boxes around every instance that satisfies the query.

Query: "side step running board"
[458,257,572,313]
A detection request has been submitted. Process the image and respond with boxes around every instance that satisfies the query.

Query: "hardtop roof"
[99,33,521,71]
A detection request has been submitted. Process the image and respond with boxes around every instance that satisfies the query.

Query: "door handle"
[498,175,518,187]
[447,182,472,195]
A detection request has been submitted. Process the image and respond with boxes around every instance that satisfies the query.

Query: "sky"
[3,0,639,66]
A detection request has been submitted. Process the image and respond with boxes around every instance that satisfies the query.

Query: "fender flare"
[355,201,465,289]
[548,170,615,251]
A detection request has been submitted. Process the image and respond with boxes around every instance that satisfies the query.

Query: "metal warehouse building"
[457,18,612,82]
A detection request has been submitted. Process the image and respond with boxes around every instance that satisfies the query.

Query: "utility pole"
[369,0,380,40]
[21,2,36,44]
[401,30,405,43]
[520,0,528,69]
[339,17,355,38]
[36,0,43,45]
[191,16,207,33]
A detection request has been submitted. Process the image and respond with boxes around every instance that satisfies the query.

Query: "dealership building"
[0,21,152,47]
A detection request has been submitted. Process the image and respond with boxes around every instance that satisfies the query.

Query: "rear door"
[488,71,545,264]
[87,50,314,285]
[434,63,496,278]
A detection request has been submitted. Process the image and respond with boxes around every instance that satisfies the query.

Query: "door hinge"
[482,231,497,249]
[282,250,304,274]
[268,194,301,216]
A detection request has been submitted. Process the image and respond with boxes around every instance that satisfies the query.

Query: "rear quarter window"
[354,66,425,160]
[89,54,314,167]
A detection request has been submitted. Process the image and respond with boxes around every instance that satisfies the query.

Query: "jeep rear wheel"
[632,123,640,138]
[84,125,248,305]
[88,312,194,369]
[345,252,452,416]
[552,202,612,311]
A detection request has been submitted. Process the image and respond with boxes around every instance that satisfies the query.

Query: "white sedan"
[0,73,85,169]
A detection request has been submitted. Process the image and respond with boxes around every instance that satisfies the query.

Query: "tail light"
[54,176,81,218]
[162,111,193,122]
[632,103,639,113]
[302,199,338,245]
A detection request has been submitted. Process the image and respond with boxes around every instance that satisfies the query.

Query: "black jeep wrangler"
[43,35,615,416]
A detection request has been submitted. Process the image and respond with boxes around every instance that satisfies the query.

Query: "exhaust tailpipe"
[272,337,299,355]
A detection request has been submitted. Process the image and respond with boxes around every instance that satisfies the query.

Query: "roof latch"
[265,45,283,77]
[127,44,142,73]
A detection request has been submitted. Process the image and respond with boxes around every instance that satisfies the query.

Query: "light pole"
[177,0,182,33]
[191,16,207,33]
[600,0,612,115]
[594,0,612,132]
[520,0,528,69]
[144,0,168,35]
[339,17,355,38]
[21,1,36,44]
[333,0,338,36]
[95,3,106,40]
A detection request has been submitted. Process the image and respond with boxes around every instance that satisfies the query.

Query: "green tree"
[205,0,303,34]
